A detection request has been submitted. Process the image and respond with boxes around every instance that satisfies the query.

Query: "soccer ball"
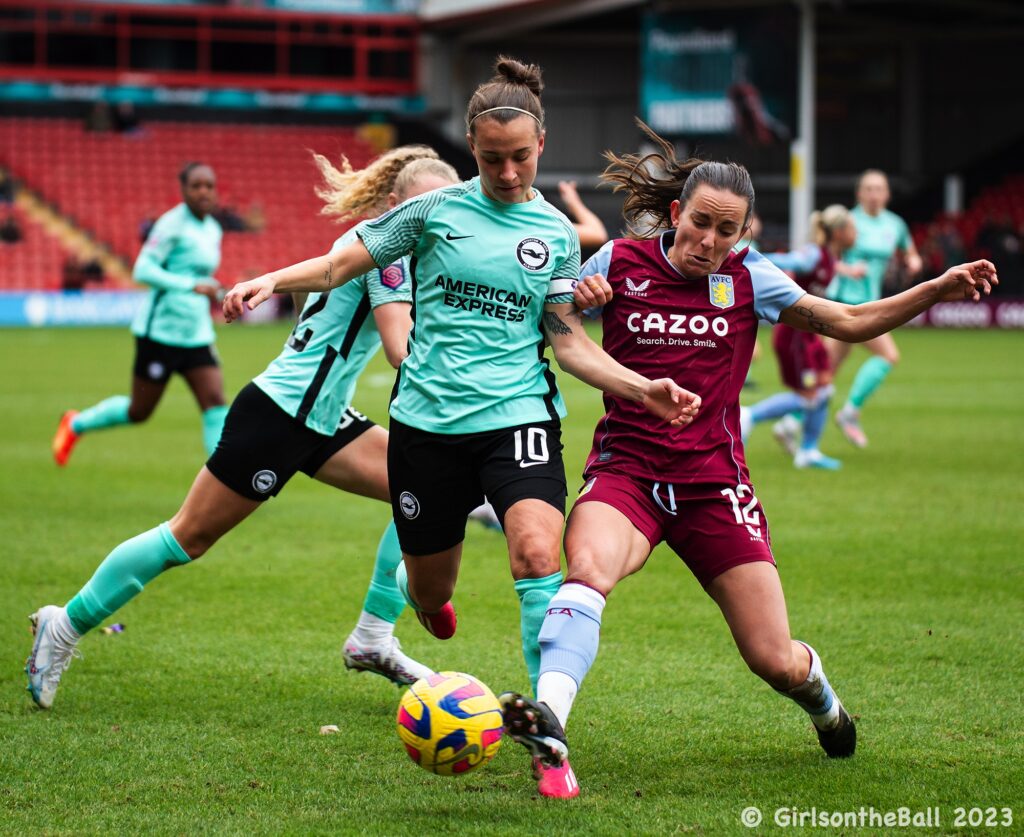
[396,671,504,775]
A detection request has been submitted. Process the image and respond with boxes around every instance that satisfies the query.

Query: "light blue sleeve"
[746,249,807,323]
[576,240,614,318]
[133,212,198,292]
[764,244,821,275]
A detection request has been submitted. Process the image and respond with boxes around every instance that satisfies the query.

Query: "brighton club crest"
[708,274,735,309]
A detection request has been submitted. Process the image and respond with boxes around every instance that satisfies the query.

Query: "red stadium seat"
[0,117,375,289]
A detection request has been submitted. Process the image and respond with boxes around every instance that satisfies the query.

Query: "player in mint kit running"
[26,148,460,710]
[500,123,997,798]
[221,58,699,790]
[52,163,229,465]
[827,169,923,447]
[740,205,862,469]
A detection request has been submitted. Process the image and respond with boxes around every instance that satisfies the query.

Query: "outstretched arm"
[543,302,700,426]
[222,239,377,321]
[778,260,997,341]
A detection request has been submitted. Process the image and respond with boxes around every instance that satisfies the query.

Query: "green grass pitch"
[2,325,1022,835]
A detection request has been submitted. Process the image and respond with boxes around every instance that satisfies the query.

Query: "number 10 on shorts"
[514,427,549,468]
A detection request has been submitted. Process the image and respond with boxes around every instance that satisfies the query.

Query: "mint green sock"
[394,559,417,610]
[71,395,131,435]
[202,405,229,455]
[361,522,406,623]
[65,522,191,635]
[514,572,563,696]
[848,356,893,409]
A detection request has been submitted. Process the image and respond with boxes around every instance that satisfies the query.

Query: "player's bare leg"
[27,468,259,709]
[182,364,229,455]
[396,545,460,640]
[708,561,856,757]
[315,427,435,685]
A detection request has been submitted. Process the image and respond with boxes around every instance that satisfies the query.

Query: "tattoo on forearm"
[543,311,574,336]
[324,260,333,286]
[793,304,835,336]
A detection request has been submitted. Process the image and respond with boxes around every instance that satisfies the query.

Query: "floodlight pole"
[790,0,815,249]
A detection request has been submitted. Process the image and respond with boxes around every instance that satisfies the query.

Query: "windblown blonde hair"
[312,144,452,222]
[808,204,852,246]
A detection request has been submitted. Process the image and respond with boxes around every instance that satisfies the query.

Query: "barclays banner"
[0,292,145,328]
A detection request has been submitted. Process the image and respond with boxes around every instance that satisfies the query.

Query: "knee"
[407,568,455,612]
[564,553,616,598]
[510,532,561,580]
[744,647,801,690]
[127,404,153,423]
[168,519,217,560]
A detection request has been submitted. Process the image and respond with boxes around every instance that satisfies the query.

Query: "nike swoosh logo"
[446,232,474,240]
[519,460,547,469]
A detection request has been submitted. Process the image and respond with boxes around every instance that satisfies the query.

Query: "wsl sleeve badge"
[396,672,503,775]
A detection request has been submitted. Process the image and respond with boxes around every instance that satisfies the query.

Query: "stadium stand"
[0,118,376,290]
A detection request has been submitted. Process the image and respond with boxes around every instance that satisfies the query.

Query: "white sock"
[54,607,81,644]
[347,610,394,648]
[789,642,841,730]
[537,671,577,730]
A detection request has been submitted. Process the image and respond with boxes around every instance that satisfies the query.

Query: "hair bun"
[494,56,544,97]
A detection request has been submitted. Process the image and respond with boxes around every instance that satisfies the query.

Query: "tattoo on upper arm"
[324,260,333,286]
[792,304,835,336]
[542,311,574,336]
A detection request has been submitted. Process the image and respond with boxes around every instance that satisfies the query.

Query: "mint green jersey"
[131,203,222,347]
[357,177,580,434]
[253,224,412,436]
[828,206,910,305]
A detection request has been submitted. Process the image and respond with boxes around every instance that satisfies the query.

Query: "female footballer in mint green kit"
[827,169,923,447]
[26,148,460,711]
[52,163,228,466]
[222,57,700,776]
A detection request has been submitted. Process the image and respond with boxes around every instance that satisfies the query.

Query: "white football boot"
[25,606,81,709]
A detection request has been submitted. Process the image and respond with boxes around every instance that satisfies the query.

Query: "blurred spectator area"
[912,174,1024,297]
[0,117,377,290]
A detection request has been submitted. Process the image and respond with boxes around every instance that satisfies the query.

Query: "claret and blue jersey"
[357,176,581,435]
[580,232,804,489]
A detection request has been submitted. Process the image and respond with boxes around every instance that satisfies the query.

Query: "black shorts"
[387,417,566,556]
[206,382,375,501]
[133,336,218,384]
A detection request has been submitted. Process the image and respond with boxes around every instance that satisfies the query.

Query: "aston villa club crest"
[708,274,735,309]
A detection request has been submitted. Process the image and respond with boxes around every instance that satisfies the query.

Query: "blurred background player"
[827,169,923,447]
[25,147,459,710]
[741,205,863,469]
[500,123,997,798]
[558,179,608,251]
[51,163,228,465]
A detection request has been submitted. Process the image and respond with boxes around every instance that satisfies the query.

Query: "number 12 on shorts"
[513,427,549,469]
[720,485,763,540]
